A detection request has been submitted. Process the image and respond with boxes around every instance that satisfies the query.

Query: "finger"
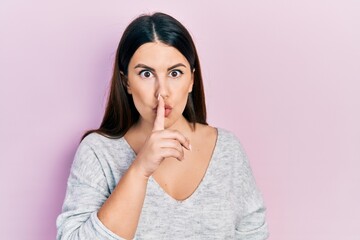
[159,148,184,161]
[158,139,184,153]
[159,130,192,151]
[153,94,165,131]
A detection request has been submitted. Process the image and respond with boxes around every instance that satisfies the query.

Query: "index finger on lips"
[153,94,165,131]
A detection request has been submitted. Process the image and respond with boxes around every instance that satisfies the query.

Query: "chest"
[136,175,236,239]
[151,144,214,201]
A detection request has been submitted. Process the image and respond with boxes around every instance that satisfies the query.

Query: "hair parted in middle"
[82,12,207,140]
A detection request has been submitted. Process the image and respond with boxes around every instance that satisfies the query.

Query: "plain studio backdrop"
[1,1,359,239]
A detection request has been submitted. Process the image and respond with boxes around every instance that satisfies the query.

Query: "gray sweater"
[57,128,269,239]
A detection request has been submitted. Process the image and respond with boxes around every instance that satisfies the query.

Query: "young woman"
[57,12,269,240]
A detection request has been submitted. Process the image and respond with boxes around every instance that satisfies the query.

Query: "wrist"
[129,160,151,182]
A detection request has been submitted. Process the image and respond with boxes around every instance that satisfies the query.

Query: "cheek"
[129,86,153,110]
[172,85,191,108]
[132,90,151,107]
[129,81,153,99]
[171,80,192,101]
[177,82,192,97]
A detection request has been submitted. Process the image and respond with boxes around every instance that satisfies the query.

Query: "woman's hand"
[133,95,191,178]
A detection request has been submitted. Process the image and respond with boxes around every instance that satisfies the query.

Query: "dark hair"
[82,12,207,140]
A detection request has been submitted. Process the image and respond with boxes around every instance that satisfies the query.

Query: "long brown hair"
[82,12,207,140]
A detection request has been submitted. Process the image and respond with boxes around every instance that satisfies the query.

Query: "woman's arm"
[56,140,127,240]
[57,139,150,240]
[96,161,148,239]
[232,136,269,240]
[57,96,191,240]
[97,95,190,239]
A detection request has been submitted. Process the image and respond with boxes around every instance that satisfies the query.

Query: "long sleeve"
[56,138,125,240]
[57,128,269,239]
[232,137,269,240]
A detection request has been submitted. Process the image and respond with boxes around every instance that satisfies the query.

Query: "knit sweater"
[57,128,269,239]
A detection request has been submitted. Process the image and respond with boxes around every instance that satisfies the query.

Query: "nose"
[155,75,169,99]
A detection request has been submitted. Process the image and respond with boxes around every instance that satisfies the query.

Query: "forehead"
[129,42,190,69]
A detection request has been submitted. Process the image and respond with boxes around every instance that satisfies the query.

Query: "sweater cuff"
[235,222,269,240]
[90,211,128,240]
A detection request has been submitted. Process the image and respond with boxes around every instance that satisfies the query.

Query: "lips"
[164,107,172,117]
[153,104,173,117]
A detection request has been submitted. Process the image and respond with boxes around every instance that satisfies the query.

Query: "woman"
[57,12,268,239]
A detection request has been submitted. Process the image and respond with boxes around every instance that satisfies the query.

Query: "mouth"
[153,104,173,117]
[164,107,172,117]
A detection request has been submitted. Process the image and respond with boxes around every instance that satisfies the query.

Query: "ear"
[188,69,195,93]
[126,84,132,94]
[120,71,132,94]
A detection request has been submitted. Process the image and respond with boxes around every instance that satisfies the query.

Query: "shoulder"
[81,132,118,148]
[71,133,132,178]
[194,124,247,158]
[217,127,240,141]
[73,133,131,167]
[194,124,244,150]
[212,127,252,171]
[79,132,129,153]
[216,127,244,152]
[72,133,113,164]
[78,132,134,162]
[194,123,217,139]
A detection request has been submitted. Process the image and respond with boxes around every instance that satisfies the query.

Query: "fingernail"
[157,94,161,100]
[189,144,192,151]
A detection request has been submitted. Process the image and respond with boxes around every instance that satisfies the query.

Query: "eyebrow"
[134,63,187,71]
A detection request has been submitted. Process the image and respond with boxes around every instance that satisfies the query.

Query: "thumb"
[153,94,165,131]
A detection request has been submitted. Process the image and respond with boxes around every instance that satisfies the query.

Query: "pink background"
[1,1,359,239]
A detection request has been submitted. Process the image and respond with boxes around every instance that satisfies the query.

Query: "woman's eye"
[139,70,153,79]
[169,70,183,78]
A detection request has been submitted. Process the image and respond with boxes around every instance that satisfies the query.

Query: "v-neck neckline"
[121,128,221,204]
